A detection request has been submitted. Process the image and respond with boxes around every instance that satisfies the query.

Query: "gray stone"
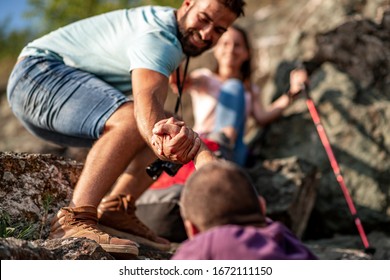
[248,157,318,238]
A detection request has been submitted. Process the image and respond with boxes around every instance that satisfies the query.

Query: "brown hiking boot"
[97,194,171,251]
[49,206,139,256]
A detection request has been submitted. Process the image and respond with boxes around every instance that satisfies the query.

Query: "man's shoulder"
[129,5,179,50]
[132,5,176,28]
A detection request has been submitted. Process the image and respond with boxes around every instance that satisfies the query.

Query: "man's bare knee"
[105,102,136,132]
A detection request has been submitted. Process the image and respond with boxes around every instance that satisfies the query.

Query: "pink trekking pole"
[302,84,374,254]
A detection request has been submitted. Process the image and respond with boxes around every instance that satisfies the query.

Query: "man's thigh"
[7,56,130,147]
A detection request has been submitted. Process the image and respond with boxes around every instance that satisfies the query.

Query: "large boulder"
[248,157,318,239]
[250,11,390,238]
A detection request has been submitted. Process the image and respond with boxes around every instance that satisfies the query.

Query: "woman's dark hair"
[233,24,252,83]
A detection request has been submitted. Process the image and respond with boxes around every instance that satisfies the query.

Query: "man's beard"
[177,17,212,57]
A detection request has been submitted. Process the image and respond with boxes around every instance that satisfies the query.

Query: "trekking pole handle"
[300,83,310,99]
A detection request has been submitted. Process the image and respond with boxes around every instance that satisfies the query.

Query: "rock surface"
[0,151,318,259]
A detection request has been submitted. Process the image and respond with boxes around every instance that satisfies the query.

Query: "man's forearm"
[134,104,166,148]
[131,68,170,150]
[193,141,218,169]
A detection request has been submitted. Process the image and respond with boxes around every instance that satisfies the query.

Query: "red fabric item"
[150,138,219,190]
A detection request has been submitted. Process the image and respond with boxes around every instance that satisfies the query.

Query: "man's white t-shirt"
[20,6,184,92]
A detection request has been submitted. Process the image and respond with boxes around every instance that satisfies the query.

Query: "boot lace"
[66,211,108,236]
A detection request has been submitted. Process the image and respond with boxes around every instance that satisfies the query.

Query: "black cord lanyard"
[174,56,190,115]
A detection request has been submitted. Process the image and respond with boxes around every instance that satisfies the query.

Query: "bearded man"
[7,0,246,256]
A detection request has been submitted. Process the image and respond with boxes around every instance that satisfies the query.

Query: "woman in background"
[177,25,308,165]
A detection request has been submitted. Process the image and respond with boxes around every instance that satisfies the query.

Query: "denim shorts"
[214,79,247,166]
[7,55,130,147]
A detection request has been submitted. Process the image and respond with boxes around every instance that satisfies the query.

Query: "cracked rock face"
[0,237,115,260]
[0,152,82,239]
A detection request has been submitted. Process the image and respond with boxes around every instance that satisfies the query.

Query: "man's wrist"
[193,141,218,169]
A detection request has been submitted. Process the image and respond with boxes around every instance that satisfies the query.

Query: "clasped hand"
[289,69,309,96]
[151,117,201,164]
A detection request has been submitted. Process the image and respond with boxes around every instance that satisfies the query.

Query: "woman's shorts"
[7,56,130,147]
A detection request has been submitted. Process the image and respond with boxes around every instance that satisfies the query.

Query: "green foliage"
[27,0,130,33]
[0,195,54,240]
[146,0,182,7]
[0,211,11,237]
[26,0,182,35]
[0,21,33,58]
[0,211,36,240]
[39,194,53,239]
[42,194,53,212]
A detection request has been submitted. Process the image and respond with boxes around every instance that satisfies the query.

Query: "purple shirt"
[172,222,318,260]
